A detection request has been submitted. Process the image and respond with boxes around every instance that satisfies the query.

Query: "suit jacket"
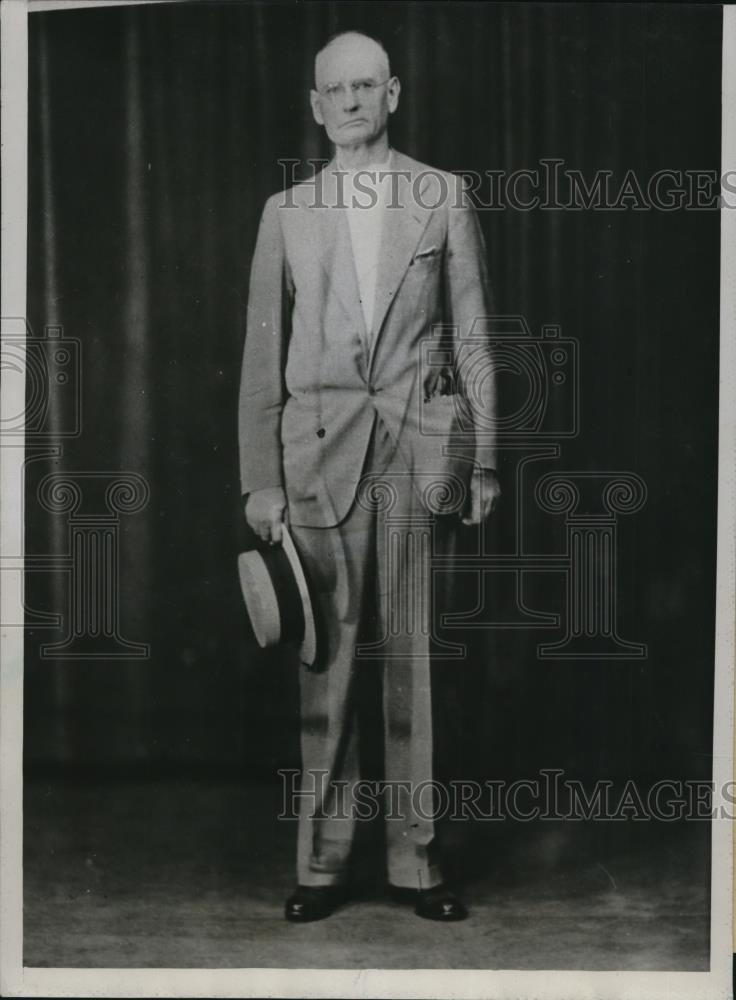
[239,149,497,528]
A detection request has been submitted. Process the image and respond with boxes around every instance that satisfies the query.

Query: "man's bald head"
[310,30,399,156]
[314,31,390,90]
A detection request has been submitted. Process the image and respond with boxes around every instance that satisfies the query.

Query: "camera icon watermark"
[1,318,82,439]
[419,315,579,440]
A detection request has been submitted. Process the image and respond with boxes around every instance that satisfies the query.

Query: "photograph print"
[1,0,732,996]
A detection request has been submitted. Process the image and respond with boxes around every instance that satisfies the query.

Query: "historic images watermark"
[2,311,648,663]
[278,768,735,823]
[1,316,150,657]
[277,158,729,211]
[349,314,647,662]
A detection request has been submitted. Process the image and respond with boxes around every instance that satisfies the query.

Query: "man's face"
[310,36,400,148]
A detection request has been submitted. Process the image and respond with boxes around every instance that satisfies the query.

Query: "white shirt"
[338,150,394,344]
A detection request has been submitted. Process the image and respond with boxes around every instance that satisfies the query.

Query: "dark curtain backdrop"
[25,1,721,781]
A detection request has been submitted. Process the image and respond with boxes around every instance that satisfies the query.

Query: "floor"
[23,776,710,970]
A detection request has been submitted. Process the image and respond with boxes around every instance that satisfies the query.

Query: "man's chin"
[331,127,372,145]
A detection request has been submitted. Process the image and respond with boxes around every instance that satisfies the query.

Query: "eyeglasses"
[317,78,391,104]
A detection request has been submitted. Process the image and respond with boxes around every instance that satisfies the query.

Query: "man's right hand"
[245,487,288,544]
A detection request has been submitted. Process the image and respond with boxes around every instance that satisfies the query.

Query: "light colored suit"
[239,150,497,889]
[239,150,497,527]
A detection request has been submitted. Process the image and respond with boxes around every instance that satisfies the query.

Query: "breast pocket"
[409,246,442,269]
[406,250,442,297]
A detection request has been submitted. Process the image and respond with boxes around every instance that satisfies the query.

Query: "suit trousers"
[289,414,460,890]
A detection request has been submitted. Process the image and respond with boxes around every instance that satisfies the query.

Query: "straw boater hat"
[237,525,317,667]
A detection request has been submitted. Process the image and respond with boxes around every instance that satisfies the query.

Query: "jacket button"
[368,386,376,395]
[316,428,326,438]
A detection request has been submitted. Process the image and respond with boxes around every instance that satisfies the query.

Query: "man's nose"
[342,87,360,111]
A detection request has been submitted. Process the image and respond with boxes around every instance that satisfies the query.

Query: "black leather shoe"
[389,883,468,921]
[285,884,345,922]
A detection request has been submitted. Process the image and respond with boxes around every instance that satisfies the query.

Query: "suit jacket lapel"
[312,163,370,354]
[369,153,433,369]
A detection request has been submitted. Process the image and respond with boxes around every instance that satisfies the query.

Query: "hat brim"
[281,524,317,667]
[237,548,282,649]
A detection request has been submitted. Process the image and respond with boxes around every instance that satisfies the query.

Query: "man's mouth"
[341,119,367,127]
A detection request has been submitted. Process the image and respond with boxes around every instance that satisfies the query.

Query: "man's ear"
[387,76,401,115]
[310,90,325,126]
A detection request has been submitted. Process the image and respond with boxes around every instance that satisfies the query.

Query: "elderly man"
[239,30,500,922]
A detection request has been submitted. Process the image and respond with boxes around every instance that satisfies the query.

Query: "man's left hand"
[462,468,501,526]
